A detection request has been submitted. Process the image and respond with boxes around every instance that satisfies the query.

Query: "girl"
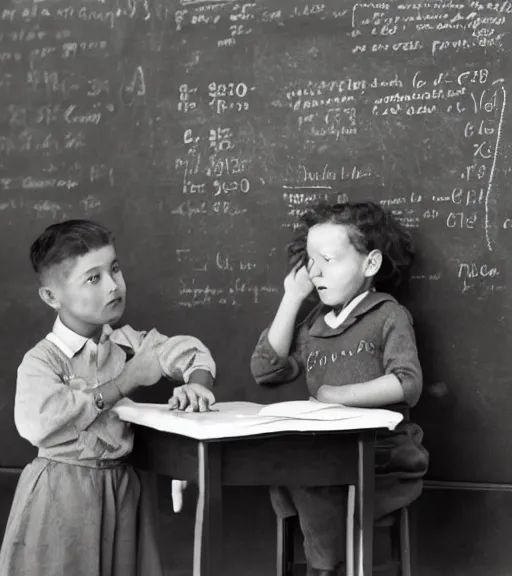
[250,202,429,576]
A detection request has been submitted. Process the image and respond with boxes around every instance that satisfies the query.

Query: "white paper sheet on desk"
[112,399,404,440]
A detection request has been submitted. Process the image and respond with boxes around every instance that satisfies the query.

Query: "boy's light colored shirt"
[15,318,216,462]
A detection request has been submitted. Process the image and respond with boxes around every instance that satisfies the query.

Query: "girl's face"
[306,222,374,308]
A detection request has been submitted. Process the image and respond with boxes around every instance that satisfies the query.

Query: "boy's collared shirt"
[15,318,215,462]
[46,316,90,358]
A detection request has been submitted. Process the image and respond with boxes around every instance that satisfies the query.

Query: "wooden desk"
[130,425,376,576]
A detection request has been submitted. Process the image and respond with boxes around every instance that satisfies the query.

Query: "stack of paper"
[113,398,403,440]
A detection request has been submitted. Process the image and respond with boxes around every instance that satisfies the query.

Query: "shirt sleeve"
[112,325,216,383]
[157,334,216,382]
[381,305,423,407]
[14,348,99,449]
[250,328,302,385]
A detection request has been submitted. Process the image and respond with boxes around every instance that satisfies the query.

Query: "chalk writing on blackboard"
[0,0,511,311]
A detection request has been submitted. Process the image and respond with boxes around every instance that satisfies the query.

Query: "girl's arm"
[316,374,405,407]
[268,266,314,356]
[317,304,422,408]
[266,291,305,358]
[251,266,314,384]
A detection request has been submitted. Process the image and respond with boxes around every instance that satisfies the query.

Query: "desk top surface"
[114,400,403,441]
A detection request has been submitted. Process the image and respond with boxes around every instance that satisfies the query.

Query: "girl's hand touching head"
[284,264,314,302]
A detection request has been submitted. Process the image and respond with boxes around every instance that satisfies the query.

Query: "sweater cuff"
[393,371,421,407]
[255,329,291,369]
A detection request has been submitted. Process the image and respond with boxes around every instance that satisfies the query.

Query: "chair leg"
[399,508,411,576]
[277,515,295,576]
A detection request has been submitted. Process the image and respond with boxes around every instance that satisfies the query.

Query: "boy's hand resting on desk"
[168,383,216,412]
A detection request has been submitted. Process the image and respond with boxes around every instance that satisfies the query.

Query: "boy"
[0,219,215,576]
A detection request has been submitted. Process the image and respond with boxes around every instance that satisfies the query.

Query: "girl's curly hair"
[287,201,415,295]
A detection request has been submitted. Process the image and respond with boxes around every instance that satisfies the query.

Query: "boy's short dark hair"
[30,220,114,277]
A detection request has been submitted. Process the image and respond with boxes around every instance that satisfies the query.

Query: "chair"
[277,505,411,576]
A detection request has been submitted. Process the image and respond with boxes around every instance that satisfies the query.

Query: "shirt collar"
[309,291,398,337]
[324,290,370,329]
[45,317,113,358]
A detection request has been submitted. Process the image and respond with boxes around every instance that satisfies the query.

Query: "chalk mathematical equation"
[1,0,511,304]
[278,61,507,297]
[171,81,254,220]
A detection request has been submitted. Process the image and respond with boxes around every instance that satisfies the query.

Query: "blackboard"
[1,0,511,483]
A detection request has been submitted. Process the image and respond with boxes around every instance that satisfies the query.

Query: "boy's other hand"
[284,265,314,301]
[168,383,216,412]
[128,329,165,387]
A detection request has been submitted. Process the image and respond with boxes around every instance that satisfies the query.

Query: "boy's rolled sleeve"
[157,335,216,383]
[382,306,423,407]
[15,350,99,448]
[250,328,301,385]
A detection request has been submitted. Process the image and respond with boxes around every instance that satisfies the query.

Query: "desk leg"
[355,434,375,576]
[346,485,355,576]
[193,442,223,576]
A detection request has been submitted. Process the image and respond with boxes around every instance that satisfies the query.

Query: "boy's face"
[306,223,378,308]
[42,244,126,337]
